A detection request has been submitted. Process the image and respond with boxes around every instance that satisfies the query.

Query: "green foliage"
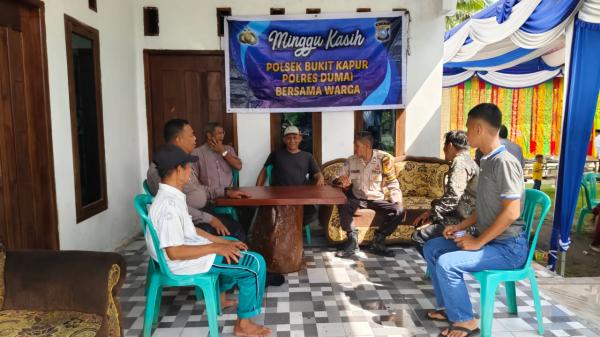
[446,0,492,30]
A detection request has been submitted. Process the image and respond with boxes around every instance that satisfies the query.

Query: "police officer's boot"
[336,230,359,258]
[368,231,395,257]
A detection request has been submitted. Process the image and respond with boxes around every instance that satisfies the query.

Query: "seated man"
[334,131,404,258]
[424,103,526,337]
[147,119,248,241]
[147,144,271,337]
[192,122,242,202]
[411,130,478,256]
[256,125,324,224]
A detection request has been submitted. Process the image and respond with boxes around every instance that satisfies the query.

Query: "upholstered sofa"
[319,156,450,245]
[0,243,126,337]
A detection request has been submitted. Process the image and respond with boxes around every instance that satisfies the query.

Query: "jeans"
[423,234,528,322]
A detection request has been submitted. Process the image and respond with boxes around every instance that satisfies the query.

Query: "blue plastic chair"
[575,172,599,235]
[265,165,313,245]
[213,170,240,221]
[472,189,551,337]
[134,194,222,337]
[142,179,152,196]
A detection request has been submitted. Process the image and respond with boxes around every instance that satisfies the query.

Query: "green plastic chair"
[213,170,240,221]
[472,189,551,337]
[265,165,313,245]
[133,194,222,337]
[142,179,152,196]
[575,172,599,234]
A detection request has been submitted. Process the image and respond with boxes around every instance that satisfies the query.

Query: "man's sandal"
[438,325,480,337]
[426,309,448,322]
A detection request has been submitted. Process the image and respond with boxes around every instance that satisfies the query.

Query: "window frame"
[354,109,406,156]
[64,14,108,223]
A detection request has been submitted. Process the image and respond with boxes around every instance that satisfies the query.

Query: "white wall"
[44,0,141,250]
[135,0,445,185]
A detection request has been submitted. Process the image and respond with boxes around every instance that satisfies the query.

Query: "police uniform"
[339,149,404,236]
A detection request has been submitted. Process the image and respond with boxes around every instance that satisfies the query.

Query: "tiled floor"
[118,236,600,337]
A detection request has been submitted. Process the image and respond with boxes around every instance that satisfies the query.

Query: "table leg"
[248,205,303,273]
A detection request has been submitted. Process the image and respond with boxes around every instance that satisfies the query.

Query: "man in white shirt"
[148,144,271,337]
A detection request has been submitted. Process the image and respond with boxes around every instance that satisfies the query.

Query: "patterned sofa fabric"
[320,156,449,244]
[0,310,102,337]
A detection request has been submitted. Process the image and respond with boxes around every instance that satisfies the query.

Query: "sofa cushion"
[0,310,102,337]
[396,160,448,199]
[403,196,435,210]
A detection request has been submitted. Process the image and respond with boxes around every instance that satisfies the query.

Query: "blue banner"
[225,13,407,113]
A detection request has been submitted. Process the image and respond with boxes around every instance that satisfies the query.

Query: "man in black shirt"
[256,126,324,186]
[256,125,324,227]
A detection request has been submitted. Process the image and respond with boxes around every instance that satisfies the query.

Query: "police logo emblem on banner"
[375,20,391,42]
[238,28,257,45]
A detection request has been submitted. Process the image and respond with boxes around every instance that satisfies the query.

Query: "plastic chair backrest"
[232,169,239,187]
[582,172,597,206]
[143,179,152,196]
[266,165,273,185]
[521,189,552,268]
[134,194,176,279]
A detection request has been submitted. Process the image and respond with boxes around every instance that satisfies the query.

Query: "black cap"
[152,143,198,173]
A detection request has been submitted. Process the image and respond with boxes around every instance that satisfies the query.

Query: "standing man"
[411,130,479,256]
[147,119,248,241]
[475,125,524,168]
[334,131,405,258]
[193,122,242,198]
[424,103,527,336]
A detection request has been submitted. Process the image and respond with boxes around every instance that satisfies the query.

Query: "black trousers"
[195,208,246,242]
[339,190,404,236]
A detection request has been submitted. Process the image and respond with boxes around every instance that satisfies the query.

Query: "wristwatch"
[221,150,228,157]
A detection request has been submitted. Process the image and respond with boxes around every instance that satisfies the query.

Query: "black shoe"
[266,272,285,287]
[367,232,395,257]
[335,231,359,258]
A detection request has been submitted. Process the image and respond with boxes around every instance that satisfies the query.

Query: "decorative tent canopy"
[443,0,585,88]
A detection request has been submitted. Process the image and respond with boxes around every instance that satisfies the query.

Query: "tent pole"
[560,251,566,277]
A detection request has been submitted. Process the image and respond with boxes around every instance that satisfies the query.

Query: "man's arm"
[165,244,218,261]
[473,199,520,246]
[381,154,402,203]
[256,167,267,186]
[313,172,325,186]
[223,146,242,171]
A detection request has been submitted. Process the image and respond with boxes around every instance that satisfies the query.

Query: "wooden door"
[0,0,59,249]
[144,51,235,156]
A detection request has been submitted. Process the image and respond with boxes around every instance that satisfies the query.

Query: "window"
[143,7,159,36]
[65,15,107,222]
[355,109,405,156]
[270,113,322,164]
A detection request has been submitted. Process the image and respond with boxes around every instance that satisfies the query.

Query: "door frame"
[143,49,237,158]
[0,0,59,249]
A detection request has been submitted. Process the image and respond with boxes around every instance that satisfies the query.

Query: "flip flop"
[440,326,480,337]
[427,309,448,322]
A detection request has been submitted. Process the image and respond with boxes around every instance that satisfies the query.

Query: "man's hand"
[210,217,230,236]
[334,175,351,188]
[454,234,483,251]
[412,211,431,228]
[443,225,460,239]
[230,240,248,251]
[208,137,226,154]
[212,242,241,264]
[226,189,250,199]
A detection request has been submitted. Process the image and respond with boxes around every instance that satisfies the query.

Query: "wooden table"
[215,186,346,273]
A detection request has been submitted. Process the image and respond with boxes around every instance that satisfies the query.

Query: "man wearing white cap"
[256,125,324,186]
[256,125,324,227]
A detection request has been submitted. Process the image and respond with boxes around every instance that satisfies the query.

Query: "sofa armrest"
[3,250,126,316]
